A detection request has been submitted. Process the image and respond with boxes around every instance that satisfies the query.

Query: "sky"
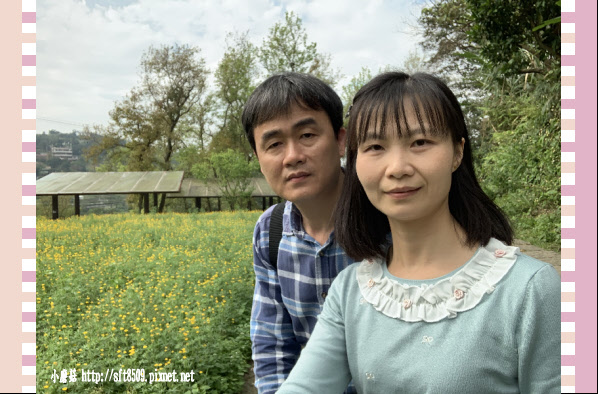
[37,0,426,134]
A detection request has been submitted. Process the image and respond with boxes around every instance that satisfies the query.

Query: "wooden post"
[153,193,158,208]
[52,195,59,220]
[247,198,252,210]
[262,197,266,210]
[195,197,201,210]
[217,197,221,211]
[269,196,274,206]
[144,193,149,214]
[74,195,80,216]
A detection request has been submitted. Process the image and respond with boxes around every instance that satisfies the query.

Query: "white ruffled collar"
[356,238,519,323]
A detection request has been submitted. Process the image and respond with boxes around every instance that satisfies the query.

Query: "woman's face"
[355,108,464,224]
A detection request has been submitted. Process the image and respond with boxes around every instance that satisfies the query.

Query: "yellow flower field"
[37,211,262,393]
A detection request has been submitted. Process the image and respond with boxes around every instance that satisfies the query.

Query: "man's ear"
[453,138,465,172]
[337,128,347,157]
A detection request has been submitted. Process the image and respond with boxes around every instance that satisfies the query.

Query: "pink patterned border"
[21,0,37,392]
[11,0,598,392]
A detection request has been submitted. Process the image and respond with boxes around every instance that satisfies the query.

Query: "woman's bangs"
[353,93,451,145]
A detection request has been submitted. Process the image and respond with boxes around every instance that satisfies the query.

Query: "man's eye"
[301,133,315,139]
[267,142,282,150]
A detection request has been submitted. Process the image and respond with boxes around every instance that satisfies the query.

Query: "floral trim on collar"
[356,238,519,322]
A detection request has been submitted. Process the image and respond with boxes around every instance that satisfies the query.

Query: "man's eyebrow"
[291,117,317,130]
[260,129,283,146]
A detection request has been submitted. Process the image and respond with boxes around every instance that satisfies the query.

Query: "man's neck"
[293,172,344,246]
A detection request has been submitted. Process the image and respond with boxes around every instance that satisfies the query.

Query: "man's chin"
[277,189,316,205]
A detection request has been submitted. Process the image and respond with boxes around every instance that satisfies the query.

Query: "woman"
[277,72,560,393]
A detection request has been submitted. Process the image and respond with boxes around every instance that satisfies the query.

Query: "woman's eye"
[413,139,429,147]
[364,144,383,152]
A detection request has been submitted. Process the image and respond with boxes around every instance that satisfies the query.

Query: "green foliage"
[466,0,561,75]
[476,70,560,250]
[418,0,561,251]
[36,196,76,219]
[193,149,260,211]
[340,67,373,127]
[37,211,262,393]
[83,44,210,173]
[210,32,260,158]
[259,11,341,86]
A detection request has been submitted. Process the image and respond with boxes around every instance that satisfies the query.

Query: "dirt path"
[241,240,561,393]
[512,239,561,274]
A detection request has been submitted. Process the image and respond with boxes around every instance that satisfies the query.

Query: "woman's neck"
[386,209,477,280]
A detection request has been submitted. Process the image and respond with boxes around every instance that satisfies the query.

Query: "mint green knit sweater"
[278,239,561,394]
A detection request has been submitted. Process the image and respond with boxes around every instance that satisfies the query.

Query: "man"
[242,72,355,393]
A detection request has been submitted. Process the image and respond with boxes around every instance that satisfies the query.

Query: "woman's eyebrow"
[361,131,384,141]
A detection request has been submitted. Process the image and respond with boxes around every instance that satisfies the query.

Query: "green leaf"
[532,16,561,31]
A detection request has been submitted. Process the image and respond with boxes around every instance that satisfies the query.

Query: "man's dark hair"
[335,71,513,261]
[242,72,343,152]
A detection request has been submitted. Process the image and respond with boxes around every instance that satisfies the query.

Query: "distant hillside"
[36,130,95,178]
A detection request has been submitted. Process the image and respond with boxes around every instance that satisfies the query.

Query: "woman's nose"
[385,148,414,179]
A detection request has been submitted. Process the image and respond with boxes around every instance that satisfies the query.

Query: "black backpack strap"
[268,202,285,271]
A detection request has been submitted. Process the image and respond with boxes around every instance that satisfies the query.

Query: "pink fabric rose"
[494,249,506,258]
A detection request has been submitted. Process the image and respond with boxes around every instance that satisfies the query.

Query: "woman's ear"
[453,138,465,172]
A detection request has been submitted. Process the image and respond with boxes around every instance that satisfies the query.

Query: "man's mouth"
[287,172,310,182]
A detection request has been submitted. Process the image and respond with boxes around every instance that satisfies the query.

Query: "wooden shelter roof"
[36,171,184,196]
[166,177,277,198]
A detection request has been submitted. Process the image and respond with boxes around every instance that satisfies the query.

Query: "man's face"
[253,104,346,205]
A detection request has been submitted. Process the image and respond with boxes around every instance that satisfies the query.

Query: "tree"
[141,44,210,172]
[83,44,210,212]
[192,149,260,211]
[340,67,372,126]
[399,50,430,75]
[210,32,260,158]
[259,11,341,86]
[416,0,561,250]
[419,0,478,77]
[467,0,560,76]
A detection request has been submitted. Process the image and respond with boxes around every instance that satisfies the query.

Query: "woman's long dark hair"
[335,72,512,261]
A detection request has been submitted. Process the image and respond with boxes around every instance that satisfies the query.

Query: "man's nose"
[283,141,306,167]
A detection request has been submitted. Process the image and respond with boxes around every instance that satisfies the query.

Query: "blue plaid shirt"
[250,201,356,394]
